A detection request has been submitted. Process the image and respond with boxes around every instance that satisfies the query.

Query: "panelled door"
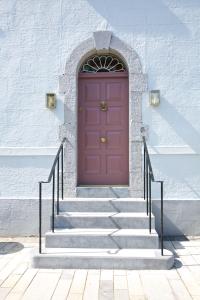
[78,72,129,185]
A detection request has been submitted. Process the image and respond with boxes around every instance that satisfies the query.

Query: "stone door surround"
[59,31,147,197]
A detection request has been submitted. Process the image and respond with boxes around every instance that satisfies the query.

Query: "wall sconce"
[46,93,56,109]
[149,90,160,107]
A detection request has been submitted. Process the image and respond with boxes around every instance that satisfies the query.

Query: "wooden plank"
[188,266,200,285]
[83,271,100,300]
[193,255,200,264]
[114,289,129,300]
[99,270,114,300]
[127,271,145,298]
[140,272,176,300]
[177,266,200,297]
[67,294,83,300]
[0,287,11,300]
[100,270,113,281]
[1,263,27,288]
[114,270,126,276]
[5,269,38,300]
[169,279,192,300]
[180,255,197,266]
[0,249,30,286]
[1,275,21,289]
[21,271,60,300]
[162,269,180,280]
[51,270,74,300]
[114,275,128,290]
[69,270,87,294]
[129,296,147,300]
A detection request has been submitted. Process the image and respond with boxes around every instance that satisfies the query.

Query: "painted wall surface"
[0,0,200,199]
[0,199,199,236]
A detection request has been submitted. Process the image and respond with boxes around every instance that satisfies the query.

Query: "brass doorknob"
[100,137,107,143]
[100,101,108,112]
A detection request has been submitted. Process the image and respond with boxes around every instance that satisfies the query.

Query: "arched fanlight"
[80,55,126,73]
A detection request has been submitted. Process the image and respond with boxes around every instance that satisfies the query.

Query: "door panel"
[84,155,101,174]
[78,73,129,185]
[85,108,100,125]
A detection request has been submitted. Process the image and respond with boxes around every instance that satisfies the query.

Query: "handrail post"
[52,171,55,232]
[144,147,146,200]
[161,181,164,255]
[146,163,149,216]
[61,144,64,200]
[38,139,66,254]
[143,137,164,256]
[149,174,152,233]
[39,182,42,254]
[57,158,60,215]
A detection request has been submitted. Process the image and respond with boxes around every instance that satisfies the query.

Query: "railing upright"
[149,174,151,233]
[39,182,42,254]
[142,136,164,256]
[61,145,64,200]
[161,181,164,255]
[52,171,55,232]
[38,138,66,254]
[146,163,149,216]
[143,147,146,200]
[57,158,60,215]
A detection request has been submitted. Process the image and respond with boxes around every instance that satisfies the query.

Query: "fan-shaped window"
[80,55,126,73]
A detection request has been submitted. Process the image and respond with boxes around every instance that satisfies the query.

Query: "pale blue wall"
[0,0,200,198]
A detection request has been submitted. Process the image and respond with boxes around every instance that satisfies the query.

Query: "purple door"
[78,72,129,185]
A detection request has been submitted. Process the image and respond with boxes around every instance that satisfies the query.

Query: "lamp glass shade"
[46,93,56,109]
[149,90,160,106]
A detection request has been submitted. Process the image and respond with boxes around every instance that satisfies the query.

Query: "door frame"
[78,71,129,186]
[59,31,147,197]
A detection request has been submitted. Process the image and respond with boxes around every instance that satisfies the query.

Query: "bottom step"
[32,248,174,270]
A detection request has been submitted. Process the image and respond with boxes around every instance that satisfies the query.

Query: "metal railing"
[39,138,66,253]
[143,136,164,255]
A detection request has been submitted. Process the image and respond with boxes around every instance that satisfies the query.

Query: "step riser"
[55,216,155,229]
[60,201,146,213]
[32,256,174,270]
[76,187,130,198]
[45,235,159,249]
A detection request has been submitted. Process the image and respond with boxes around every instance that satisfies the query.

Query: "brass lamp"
[46,93,56,109]
[149,90,160,107]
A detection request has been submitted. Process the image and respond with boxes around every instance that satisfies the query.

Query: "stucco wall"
[0,0,200,200]
[0,199,199,236]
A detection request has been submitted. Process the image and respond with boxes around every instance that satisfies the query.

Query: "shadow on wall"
[0,29,6,38]
[158,98,200,153]
[87,0,190,38]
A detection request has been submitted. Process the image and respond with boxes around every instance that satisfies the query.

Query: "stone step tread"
[46,228,157,236]
[63,198,144,202]
[57,212,153,218]
[33,248,172,258]
[32,249,174,269]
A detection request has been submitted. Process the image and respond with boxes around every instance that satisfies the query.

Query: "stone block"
[59,74,67,94]
[129,73,148,92]
[93,31,112,51]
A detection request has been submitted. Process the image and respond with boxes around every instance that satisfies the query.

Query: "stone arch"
[59,31,147,197]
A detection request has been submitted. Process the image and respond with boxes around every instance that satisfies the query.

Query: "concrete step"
[32,248,174,270]
[60,198,146,212]
[76,186,130,198]
[45,228,159,249]
[54,212,155,229]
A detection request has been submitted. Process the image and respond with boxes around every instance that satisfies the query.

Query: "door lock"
[100,137,107,143]
[99,101,108,112]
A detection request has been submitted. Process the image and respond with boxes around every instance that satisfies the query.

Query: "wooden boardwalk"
[0,237,200,299]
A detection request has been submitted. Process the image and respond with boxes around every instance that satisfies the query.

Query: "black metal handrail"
[143,136,164,255]
[39,138,66,253]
